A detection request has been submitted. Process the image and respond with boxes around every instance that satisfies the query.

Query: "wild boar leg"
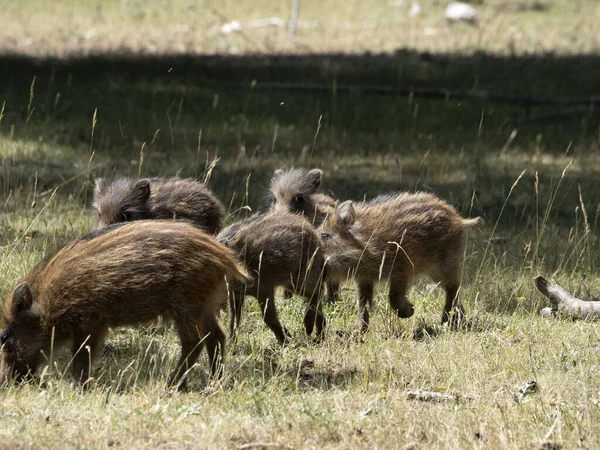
[228,288,245,337]
[389,277,415,319]
[441,283,464,328]
[256,287,290,344]
[301,270,325,338]
[357,281,374,333]
[71,327,107,385]
[303,291,326,339]
[204,316,226,379]
[169,319,205,390]
[325,282,340,303]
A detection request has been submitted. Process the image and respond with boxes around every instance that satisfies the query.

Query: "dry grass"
[2,0,600,56]
[1,0,600,448]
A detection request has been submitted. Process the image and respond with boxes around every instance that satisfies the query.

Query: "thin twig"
[407,390,472,402]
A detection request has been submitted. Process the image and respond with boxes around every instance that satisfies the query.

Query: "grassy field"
[1,1,600,448]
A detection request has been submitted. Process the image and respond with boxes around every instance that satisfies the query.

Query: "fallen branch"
[535,276,600,320]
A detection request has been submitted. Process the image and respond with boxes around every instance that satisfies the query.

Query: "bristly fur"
[269,168,336,226]
[93,177,225,234]
[0,221,251,390]
[217,213,263,245]
[217,210,326,344]
[319,191,483,332]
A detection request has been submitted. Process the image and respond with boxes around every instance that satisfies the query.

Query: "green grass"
[1,0,600,448]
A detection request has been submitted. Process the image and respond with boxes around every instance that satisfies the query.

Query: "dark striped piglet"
[93,177,224,233]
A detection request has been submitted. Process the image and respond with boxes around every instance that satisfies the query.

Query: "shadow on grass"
[1,50,599,150]
[0,49,598,245]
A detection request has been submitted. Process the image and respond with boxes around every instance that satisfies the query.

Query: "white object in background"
[221,17,286,34]
[445,2,477,24]
[221,20,242,34]
[410,2,421,17]
[246,17,285,29]
[83,28,97,40]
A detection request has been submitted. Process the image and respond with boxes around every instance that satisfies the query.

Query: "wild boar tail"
[227,259,254,287]
[462,217,484,227]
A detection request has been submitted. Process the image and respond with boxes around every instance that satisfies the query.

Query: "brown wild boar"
[217,211,326,344]
[0,221,251,390]
[318,192,483,332]
[93,177,225,233]
[269,168,340,301]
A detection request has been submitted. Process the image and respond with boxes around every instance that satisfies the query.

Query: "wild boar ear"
[336,201,356,227]
[271,169,284,183]
[307,169,322,192]
[132,179,151,204]
[11,283,33,316]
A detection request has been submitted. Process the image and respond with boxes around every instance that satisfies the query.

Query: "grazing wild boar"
[0,221,251,390]
[318,192,483,332]
[217,211,326,344]
[93,177,225,233]
[269,168,340,301]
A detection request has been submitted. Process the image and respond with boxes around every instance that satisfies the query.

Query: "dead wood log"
[535,276,600,320]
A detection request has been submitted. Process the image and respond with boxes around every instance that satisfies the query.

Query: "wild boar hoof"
[313,332,325,344]
[442,308,465,330]
[396,303,415,319]
[448,311,465,330]
[167,374,188,392]
[278,328,292,345]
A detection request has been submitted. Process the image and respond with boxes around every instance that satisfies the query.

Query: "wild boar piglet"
[318,191,483,332]
[269,168,336,226]
[218,211,326,344]
[0,221,251,390]
[93,177,224,233]
[269,168,340,301]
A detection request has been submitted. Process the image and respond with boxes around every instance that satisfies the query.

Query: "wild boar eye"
[321,232,330,239]
[121,212,129,222]
[0,329,9,345]
[294,195,304,204]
